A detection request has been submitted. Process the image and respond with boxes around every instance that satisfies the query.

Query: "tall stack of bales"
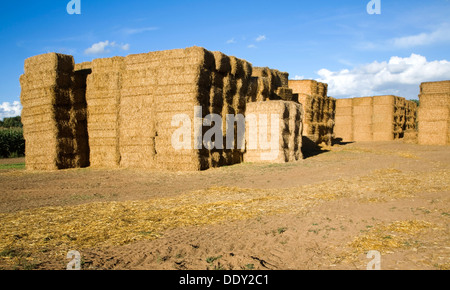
[152,47,253,171]
[418,81,450,145]
[403,100,418,142]
[323,96,336,145]
[245,101,303,163]
[20,53,88,170]
[151,48,211,171]
[335,95,418,142]
[119,53,157,169]
[372,95,395,141]
[394,97,406,139]
[210,52,252,167]
[288,80,335,146]
[85,57,124,168]
[352,97,373,142]
[334,99,353,142]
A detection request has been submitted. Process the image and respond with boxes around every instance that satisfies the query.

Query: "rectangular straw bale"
[336,98,353,108]
[24,53,74,74]
[352,97,373,107]
[245,101,300,163]
[288,80,318,96]
[275,87,294,101]
[418,94,450,108]
[373,132,394,141]
[419,121,448,135]
[420,80,450,94]
[353,127,373,142]
[418,108,449,122]
[317,82,328,97]
[74,62,92,71]
[418,133,447,146]
[336,106,352,116]
[373,95,395,106]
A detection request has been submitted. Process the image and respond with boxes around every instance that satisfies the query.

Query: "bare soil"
[0,141,449,270]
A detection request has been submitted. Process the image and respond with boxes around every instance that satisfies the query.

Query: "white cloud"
[120,43,130,51]
[84,41,130,55]
[392,23,450,48]
[247,44,257,49]
[361,23,450,50]
[84,41,111,55]
[316,54,450,99]
[0,101,22,120]
[255,35,266,42]
[226,38,236,44]
[292,75,305,80]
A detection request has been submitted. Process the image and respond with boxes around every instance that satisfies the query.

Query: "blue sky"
[1,0,450,119]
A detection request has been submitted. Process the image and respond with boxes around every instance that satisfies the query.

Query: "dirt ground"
[0,141,449,270]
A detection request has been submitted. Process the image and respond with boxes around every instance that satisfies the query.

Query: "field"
[0,141,449,270]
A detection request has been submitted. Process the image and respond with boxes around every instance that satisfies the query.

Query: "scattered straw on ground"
[1,168,449,267]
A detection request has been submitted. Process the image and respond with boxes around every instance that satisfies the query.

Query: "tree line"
[0,116,25,158]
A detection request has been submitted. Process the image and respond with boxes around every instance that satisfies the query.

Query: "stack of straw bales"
[249,67,292,102]
[150,47,253,171]
[245,101,303,163]
[20,47,304,171]
[153,47,214,171]
[119,53,158,169]
[288,80,336,146]
[418,81,450,145]
[20,53,89,170]
[210,51,252,167]
[85,57,124,168]
[335,95,418,142]
[334,99,353,142]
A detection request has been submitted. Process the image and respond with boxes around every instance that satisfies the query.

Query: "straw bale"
[245,100,302,163]
[372,122,394,133]
[418,108,449,122]
[336,106,352,117]
[74,62,92,71]
[336,98,353,108]
[212,51,231,74]
[373,95,395,106]
[276,87,294,101]
[353,129,373,142]
[24,53,74,74]
[418,94,450,109]
[419,121,448,135]
[418,133,447,146]
[288,80,319,96]
[317,82,328,97]
[334,123,353,142]
[352,97,373,107]
[420,80,450,94]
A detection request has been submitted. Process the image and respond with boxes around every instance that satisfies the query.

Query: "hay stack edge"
[19,47,448,171]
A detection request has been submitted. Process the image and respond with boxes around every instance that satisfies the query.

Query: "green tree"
[411,99,419,107]
[1,116,22,128]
